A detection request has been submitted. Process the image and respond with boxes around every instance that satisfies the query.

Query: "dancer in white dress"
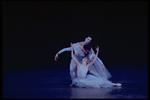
[54,36,111,80]
[70,43,121,88]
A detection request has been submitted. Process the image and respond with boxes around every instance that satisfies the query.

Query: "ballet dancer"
[54,36,111,80]
[70,43,121,88]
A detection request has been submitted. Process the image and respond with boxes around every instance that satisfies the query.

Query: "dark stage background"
[2,1,148,70]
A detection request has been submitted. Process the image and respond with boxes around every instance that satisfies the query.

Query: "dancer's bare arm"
[54,42,81,61]
[87,46,99,68]
[54,41,84,61]
[71,43,80,56]
[54,47,71,61]
[71,43,81,66]
[89,48,95,61]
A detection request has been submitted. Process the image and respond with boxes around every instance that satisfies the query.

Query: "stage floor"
[3,66,147,99]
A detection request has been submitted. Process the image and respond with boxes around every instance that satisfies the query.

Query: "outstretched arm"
[54,47,71,61]
[87,46,99,68]
[58,47,71,54]
[71,43,81,66]
[89,47,95,61]
[54,42,80,61]
[57,42,81,55]
[56,42,80,55]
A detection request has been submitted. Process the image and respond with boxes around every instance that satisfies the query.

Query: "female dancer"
[70,43,121,88]
[54,36,111,80]
[71,43,100,79]
[54,36,93,61]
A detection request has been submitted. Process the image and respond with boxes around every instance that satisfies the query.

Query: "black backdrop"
[2,1,148,69]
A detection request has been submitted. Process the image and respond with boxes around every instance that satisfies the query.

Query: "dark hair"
[86,35,93,48]
[85,35,92,39]
[83,44,91,51]
[87,35,92,38]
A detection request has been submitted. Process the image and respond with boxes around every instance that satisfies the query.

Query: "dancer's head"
[85,35,92,44]
[83,44,91,54]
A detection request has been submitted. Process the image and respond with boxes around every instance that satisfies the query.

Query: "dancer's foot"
[114,83,122,87]
[112,83,121,87]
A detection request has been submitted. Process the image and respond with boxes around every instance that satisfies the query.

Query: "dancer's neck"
[80,41,87,46]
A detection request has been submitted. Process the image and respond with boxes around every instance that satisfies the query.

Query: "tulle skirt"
[70,74,114,88]
[88,57,112,79]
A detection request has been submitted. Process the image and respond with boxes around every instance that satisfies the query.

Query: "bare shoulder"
[72,42,80,45]
[79,42,85,46]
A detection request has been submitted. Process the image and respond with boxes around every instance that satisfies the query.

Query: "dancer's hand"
[74,51,78,56]
[70,42,74,50]
[102,64,105,72]
[70,42,73,47]
[70,42,73,51]
[54,53,59,61]
[96,46,99,51]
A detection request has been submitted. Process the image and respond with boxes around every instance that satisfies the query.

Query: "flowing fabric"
[57,45,112,80]
[70,67,121,88]
[70,69,113,88]
[69,44,112,80]
[58,45,121,88]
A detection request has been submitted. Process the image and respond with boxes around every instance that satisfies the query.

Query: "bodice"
[77,67,88,79]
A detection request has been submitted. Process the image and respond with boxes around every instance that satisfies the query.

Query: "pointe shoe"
[112,83,121,87]
[115,83,122,87]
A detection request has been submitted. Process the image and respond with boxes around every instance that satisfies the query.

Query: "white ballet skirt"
[70,67,120,88]
[58,44,121,88]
